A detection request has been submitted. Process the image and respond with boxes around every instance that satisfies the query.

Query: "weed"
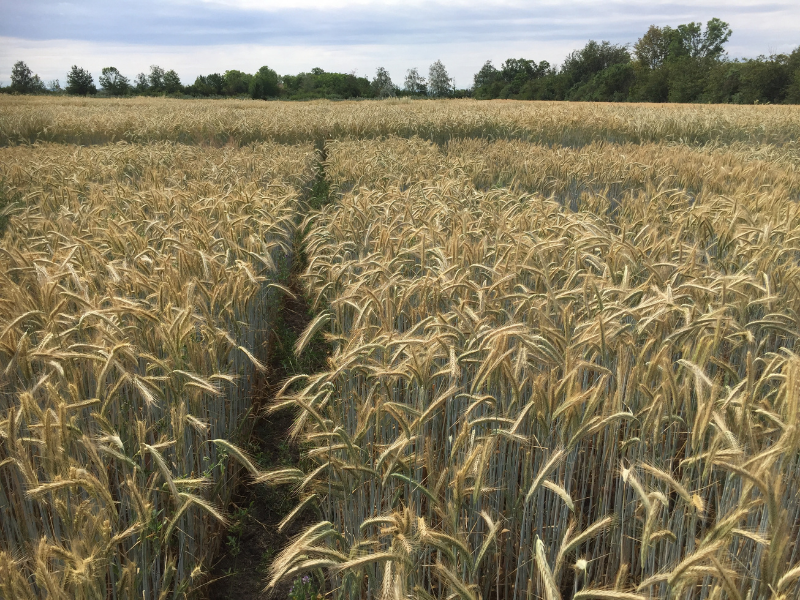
[288,575,322,600]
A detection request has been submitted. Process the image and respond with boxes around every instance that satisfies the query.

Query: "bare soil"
[206,268,327,600]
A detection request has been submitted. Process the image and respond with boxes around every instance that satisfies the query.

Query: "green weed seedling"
[288,574,321,600]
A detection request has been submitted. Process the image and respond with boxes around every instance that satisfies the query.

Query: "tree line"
[474,19,800,104]
[1,59,460,100]
[3,19,799,103]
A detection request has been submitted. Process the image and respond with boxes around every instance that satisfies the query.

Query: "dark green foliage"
[786,64,800,104]
[163,70,182,94]
[224,70,253,96]
[127,65,183,96]
[502,58,550,93]
[14,16,796,105]
[206,73,225,95]
[190,73,226,96]
[99,67,130,96]
[281,67,372,100]
[666,56,711,103]
[451,87,473,98]
[670,18,731,60]
[134,72,149,93]
[10,61,46,94]
[517,74,562,101]
[249,66,280,100]
[126,63,383,100]
[11,61,32,92]
[569,62,636,102]
[629,19,732,103]
[65,65,96,96]
[739,59,791,103]
[473,58,553,99]
[472,61,500,98]
[148,65,166,92]
[736,50,800,104]
[190,75,212,97]
[472,18,799,105]
[634,25,672,70]
[561,41,631,94]
[700,51,800,105]
[628,63,670,102]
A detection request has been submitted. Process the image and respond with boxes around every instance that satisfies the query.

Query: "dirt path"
[206,267,325,600]
[207,154,331,600]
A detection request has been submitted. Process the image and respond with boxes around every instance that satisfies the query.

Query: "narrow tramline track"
[208,149,333,600]
[207,269,326,600]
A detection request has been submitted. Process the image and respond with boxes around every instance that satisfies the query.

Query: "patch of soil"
[206,268,328,600]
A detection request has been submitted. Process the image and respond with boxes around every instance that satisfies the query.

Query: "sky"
[0,0,798,88]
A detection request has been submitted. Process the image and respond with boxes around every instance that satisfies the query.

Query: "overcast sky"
[0,0,797,88]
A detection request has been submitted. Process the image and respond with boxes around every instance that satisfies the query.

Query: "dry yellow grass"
[0,140,314,598]
[269,134,800,599]
[326,136,800,200]
[2,95,800,147]
[1,98,800,600]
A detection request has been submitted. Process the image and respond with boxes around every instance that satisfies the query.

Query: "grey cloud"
[0,0,793,49]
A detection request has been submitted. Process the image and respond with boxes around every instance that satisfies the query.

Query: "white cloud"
[195,0,793,8]
[1,0,797,87]
[0,36,587,87]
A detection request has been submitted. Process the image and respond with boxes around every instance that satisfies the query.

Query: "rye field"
[1,96,800,600]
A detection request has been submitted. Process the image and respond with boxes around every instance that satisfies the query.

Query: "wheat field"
[1,98,799,600]
[2,96,800,148]
[0,140,314,598]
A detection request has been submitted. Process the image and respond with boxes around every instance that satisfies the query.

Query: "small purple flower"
[302,575,310,584]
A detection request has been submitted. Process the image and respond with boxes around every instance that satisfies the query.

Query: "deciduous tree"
[224,70,253,96]
[148,65,165,92]
[428,60,453,97]
[134,73,149,93]
[634,25,673,69]
[473,61,499,89]
[11,61,33,91]
[99,67,130,96]
[404,68,427,95]
[10,61,46,94]
[371,67,396,97]
[163,70,182,94]
[672,18,731,60]
[560,41,631,91]
[250,66,280,99]
[66,65,96,96]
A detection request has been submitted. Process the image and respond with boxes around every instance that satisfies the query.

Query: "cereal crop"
[1,98,799,600]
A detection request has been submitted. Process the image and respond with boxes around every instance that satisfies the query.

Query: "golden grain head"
[2,97,800,600]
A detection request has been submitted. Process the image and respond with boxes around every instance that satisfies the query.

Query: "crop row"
[2,96,800,148]
[0,141,314,598]
[267,137,800,599]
